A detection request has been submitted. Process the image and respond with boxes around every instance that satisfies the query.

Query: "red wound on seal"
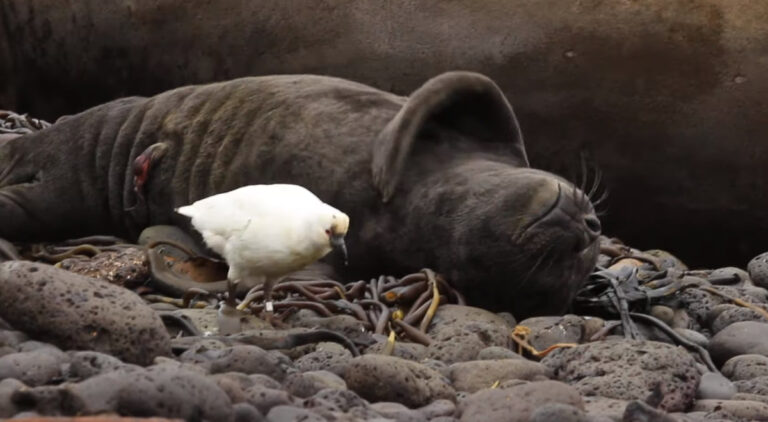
[129,143,169,209]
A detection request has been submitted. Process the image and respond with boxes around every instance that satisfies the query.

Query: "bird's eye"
[325,229,331,235]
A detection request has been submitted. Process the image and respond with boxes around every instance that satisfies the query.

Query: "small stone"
[582,396,629,421]
[283,370,347,398]
[304,388,367,413]
[266,405,326,421]
[709,267,752,286]
[529,402,592,422]
[748,251,768,289]
[67,351,138,379]
[693,399,768,421]
[709,321,768,365]
[722,354,768,380]
[365,340,427,361]
[673,328,709,348]
[417,399,456,418]
[425,305,514,364]
[370,401,427,421]
[232,402,265,422]
[475,346,522,360]
[295,342,353,376]
[344,355,455,408]
[243,385,293,415]
[448,359,551,392]
[622,400,677,422]
[697,372,736,400]
[650,306,675,325]
[0,378,24,418]
[180,345,289,380]
[0,348,68,386]
[457,380,583,422]
[734,375,768,395]
[711,305,768,334]
[517,315,585,351]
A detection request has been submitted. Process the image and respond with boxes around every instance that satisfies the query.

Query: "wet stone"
[518,315,586,350]
[0,330,28,349]
[369,401,427,421]
[693,399,768,421]
[66,351,139,380]
[722,354,768,381]
[210,372,255,403]
[15,364,232,420]
[365,339,427,361]
[697,372,736,400]
[232,402,265,422]
[0,261,170,365]
[734,375,768,395]
[622,400,678,422]
[448,359,551,393]
[0,378,25,418]
[457,380,583,422]
[416,399,456,419]
[709,321,768,365]
[304,388,368,413]
[294,342,353,377]
[344,354,455,408]
[475,346,522,360]
[542,340,700,412]
[180,344,289,381]
[266,404,325,421]
[748,251,768,289]
[425,305,515,364]
[528,402,593,422]
[283,370,347,398]
[711,305,768,334]
[243,384,293,415]
[0,348,68,386]
[582,396,629,421]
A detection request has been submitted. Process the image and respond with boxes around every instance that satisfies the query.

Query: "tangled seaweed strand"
[572,245,762,373]
[0,110,51,134]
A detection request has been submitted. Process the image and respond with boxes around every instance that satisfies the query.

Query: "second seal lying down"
[0,71,600,318]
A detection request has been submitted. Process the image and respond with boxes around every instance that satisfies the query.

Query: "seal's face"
[432,165,600,318]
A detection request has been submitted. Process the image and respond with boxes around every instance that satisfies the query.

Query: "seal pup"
[0,71,599,317]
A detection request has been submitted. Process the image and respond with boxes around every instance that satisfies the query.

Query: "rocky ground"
[0,228,767,422]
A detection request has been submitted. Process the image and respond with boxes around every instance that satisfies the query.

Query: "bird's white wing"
[176,184,325,255]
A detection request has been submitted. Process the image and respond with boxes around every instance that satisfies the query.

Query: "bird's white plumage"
[176,184,349,281]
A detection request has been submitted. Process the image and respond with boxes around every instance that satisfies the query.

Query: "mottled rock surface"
[0,262,170,365]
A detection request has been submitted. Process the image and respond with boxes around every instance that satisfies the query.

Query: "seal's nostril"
[584,215,601,235]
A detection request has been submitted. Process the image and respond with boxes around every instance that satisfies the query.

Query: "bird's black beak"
[330,235,348,266]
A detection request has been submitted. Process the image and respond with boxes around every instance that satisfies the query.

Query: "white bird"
[175,184,350,323]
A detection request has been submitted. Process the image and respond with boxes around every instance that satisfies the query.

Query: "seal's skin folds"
[1,0,766,266]
[0,73,599,318]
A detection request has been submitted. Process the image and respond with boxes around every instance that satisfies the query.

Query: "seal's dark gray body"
[0,73,599,318]
[1,0,766,266]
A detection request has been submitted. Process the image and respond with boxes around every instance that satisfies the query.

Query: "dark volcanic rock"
[709,321,768,365]
[542,340,700,412]
[425,305,515,364]
[722,354,768,381]
[0,261,170,365]
[294,342,353,376]
[67,351,139,380]
[0,347,68,386]
[344,354,455,408]
[180,344,289,380]
[14,364,233,420]
[457,380,583,422]
[0,378,24,418]
[448,359,551,392]
[748,251,768,289]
